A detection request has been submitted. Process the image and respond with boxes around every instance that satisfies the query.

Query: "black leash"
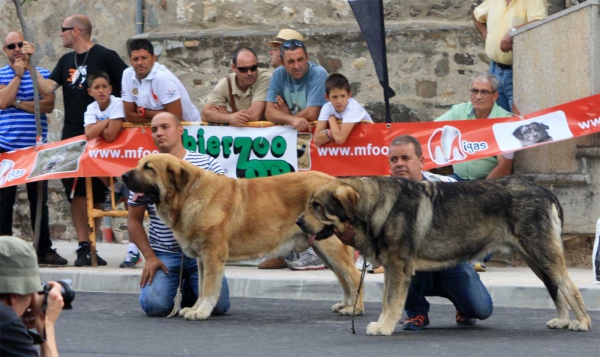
[350,255,368,334]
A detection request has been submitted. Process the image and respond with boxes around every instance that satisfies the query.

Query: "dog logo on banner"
[427,125,467,165]
[0,160,25,187]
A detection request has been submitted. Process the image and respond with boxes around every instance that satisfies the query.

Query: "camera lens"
[43,279,75,310]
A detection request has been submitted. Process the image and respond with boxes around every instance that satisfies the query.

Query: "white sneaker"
[355,255,372,270]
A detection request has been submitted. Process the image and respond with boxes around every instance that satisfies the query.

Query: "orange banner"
[0,94,598,187]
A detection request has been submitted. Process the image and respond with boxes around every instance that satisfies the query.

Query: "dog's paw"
[183,308,211,321]
[366,321,395,336]
[338,306,364,316]
[331,302,345,313]
[568,320,590,332]
[546,318,570,329]
[179,307,192,318]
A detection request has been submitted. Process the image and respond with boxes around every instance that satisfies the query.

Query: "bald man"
[0,31,66,265]
[25,15,128,266]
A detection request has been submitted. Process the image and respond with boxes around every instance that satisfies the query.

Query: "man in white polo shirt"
[121,38,200,123]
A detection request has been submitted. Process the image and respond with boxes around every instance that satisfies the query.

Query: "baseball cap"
[266,29,304,46]
[0,236,43,295]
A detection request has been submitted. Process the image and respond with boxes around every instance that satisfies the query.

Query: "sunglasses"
[5,42,23,50]
[236,65,258,73]
[61,27,77,33]
[282,40,304,48]
[470,89,496,96]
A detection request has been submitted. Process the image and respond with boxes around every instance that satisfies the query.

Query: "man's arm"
[243,101,267,121]
[0,60,26,109]
[201,104,250,125]
[265,102,311,131]
[127,204,167,287]
[473,14,487,39]
[16,92,55,114]
[486,155,513,179]
[295,106,321,122]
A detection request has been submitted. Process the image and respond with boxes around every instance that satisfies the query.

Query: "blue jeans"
[140,251,230,317]
[404,262,493,320]
[488,61,513,113]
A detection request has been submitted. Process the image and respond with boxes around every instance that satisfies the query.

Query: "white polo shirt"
[121,62,200,122]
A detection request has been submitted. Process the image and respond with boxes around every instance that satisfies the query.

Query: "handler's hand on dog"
[141,256,168,287]
[334,224,355,246]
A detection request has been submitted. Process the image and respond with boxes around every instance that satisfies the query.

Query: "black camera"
[42,279,75,310]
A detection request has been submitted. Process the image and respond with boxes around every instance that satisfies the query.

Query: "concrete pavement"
[40,241,600,311]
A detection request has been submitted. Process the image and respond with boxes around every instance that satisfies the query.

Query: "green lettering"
[196,128,206,154]
[182,129,197,151]
[207,136,221,157]
[221,136,233,159]
[252,137,270,158]
[270,136,286,158]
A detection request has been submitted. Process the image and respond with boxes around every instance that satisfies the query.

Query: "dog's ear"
[330,184,360,221]
[166,161,190,191]
[512,126,524,139]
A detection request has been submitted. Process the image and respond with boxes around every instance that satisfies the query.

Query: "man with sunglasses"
[265,39,328,132]
[0,31,67,266]
[27,14,128,267]
[201,47,271,124]
[266,29,304,69]
[434,72,514,272]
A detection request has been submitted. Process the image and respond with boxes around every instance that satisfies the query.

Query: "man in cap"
[0,236,64,356]
[266,29,304,69]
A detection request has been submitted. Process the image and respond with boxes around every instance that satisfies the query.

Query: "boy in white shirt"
[314,73,372,146]
[84,71,124,142]
[83,71,127,213]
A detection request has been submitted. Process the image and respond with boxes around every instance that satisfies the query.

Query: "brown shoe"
[38,249,68,266]
[368,266,384,274]
[258,257,287,269]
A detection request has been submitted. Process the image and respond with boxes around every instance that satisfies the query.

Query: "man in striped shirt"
[127,112,230,317]
[0,31,67,265]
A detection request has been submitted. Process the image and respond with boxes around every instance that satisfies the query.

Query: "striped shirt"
[0,66,51,151]
[128,151,224,253]
[422,171,456,183]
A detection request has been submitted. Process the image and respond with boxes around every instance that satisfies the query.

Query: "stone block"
[415,79,437,98]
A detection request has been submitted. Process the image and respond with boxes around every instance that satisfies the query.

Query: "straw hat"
[266,29,304,46]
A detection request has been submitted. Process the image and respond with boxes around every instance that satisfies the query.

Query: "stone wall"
[0,0,576,242]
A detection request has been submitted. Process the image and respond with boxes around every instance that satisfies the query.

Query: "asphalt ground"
[52,292,600,357]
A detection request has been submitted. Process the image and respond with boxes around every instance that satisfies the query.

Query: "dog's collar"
[190,178,199,191]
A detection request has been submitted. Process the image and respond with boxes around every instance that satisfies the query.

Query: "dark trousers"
[0,179,52,255]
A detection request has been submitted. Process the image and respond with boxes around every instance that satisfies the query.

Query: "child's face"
[87,77,112,107]
[325,88,351,113]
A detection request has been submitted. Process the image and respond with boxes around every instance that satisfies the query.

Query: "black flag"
[349,0,396,123]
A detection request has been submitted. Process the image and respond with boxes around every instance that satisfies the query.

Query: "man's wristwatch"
[15,100,21,109]
[137,107,146,118]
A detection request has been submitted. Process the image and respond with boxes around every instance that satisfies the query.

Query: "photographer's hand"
[23,283,63,357]
[141,255,168,287]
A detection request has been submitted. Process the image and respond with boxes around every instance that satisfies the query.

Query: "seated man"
[127,112,230,316]
[388,135,493,330]
[201,47,271,124]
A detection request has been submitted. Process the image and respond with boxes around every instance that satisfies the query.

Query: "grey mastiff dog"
[297,176,591,336]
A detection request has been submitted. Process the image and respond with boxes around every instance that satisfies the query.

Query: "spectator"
[259,29,305,270]
[435,72,514,271]
[388,135,493,331]
[314,73,372,146]
[126,112,230,317]
[119,38,201,267]
[265,29,304,70]
[201,47,271,124]
[32,14,128,266]
[473,0,547,112]
[121,38,200,123]
[0,31,66,265]
[265,39,328,132]
[0,236,64,356]
[83,71,124,142]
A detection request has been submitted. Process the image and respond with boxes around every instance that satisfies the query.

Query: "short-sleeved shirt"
[266,62,328,114]
[0,304,38,357]
[206,69,272,112]
[128,151,223,253]
[121,62,200,122]
[83,95,125,126]
[474,0,547,65]
[49,44,128,140]
[0,66,50,151]
[317,98,373,123]
[434,101,513,180]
